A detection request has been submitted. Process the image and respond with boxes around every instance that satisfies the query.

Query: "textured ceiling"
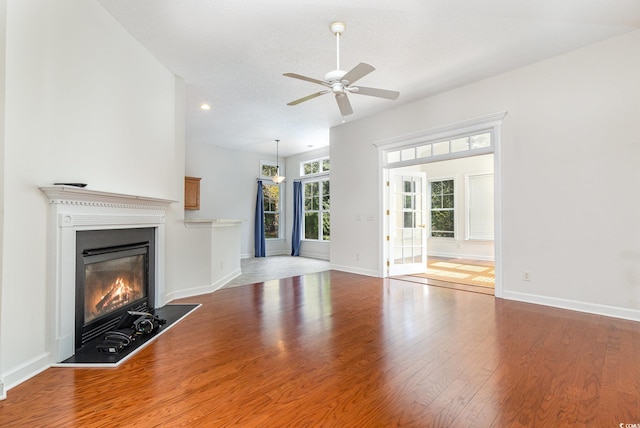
[97,0,639,157]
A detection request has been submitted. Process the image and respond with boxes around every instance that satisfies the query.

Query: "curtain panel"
[291,181,302,256]
[254,180,266,257]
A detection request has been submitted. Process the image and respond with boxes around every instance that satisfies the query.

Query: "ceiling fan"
[284,21,399,116]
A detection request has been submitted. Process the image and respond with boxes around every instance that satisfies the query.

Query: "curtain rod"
[256,178,314,183]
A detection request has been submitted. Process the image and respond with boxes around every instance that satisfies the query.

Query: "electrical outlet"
[522,271,531,282]
[356,253,360,261]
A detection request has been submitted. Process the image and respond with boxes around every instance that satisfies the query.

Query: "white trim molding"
[1,353,50,396]
[503,290,640,322]
[330,263,380,278]
[373,111,508,150]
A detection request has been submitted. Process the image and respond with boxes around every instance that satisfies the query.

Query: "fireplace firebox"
[75,228,155,349]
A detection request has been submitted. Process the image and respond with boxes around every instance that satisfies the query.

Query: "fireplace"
[40,185,174,362]
[75,228,155,349]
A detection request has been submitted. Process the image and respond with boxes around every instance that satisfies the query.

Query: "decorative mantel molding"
[40,185,176,209]
[39,185,176,363]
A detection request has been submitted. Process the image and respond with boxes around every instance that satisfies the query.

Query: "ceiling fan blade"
[335,93,353,116]
[341,63,375,85]
[352,86,400,100]
[287,90,330,106]
[283,73,329,87]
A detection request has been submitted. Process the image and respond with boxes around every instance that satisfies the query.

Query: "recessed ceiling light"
[200,104,211,111]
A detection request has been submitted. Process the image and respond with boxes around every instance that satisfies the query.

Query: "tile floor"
[223,255,331,289]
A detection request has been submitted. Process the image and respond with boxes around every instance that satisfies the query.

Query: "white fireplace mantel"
[40,185,176,209]
[40,185,176,362]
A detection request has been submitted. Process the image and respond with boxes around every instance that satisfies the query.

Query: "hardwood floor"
[396,257,495,296]
[1,270,639,427]
[423,257,495,288]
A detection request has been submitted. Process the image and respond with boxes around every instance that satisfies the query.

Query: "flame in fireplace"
[92,277,136,318]
[96,278,131,313]
[84,253,146,324]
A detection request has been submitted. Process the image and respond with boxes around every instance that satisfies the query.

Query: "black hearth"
[75,228,155,350]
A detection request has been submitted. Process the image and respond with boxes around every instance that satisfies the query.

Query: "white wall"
[185,142,288,257]
[331,30,640,320]
[167,221,242,301]
[185,143,331,261]
[0,0,185,392]
[0,0,6,399]
[330,124,381,276]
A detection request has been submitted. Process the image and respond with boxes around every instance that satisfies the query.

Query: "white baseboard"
[165,268,242,301]
[502,290,640,322]
[266,250,290,256]
[166,284,215,301]
[298,251,329,261]
[0,380,5,400]
[428,251,494,261]
[329,264,380,278]
[241,251,289,258]
[2,352,50,397]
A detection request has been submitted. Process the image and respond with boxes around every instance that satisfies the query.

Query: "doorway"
[385,154,495,295]
[377,112,506,297]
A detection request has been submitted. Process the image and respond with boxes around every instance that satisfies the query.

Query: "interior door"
[387,170,428,276]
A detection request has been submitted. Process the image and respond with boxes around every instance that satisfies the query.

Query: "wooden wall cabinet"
[184,176,201,210]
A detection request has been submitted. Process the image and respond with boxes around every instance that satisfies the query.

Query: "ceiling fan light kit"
[330,21,345,35]
[284,21,399,117]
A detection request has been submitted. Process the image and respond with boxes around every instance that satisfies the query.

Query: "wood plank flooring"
[423,257,495,288]
[1,270,639,427]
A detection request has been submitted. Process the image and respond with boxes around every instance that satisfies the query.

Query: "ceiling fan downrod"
[330,21,346,77]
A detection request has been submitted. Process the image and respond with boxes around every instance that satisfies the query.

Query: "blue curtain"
[254,180,266,257]
[291,181,302,256]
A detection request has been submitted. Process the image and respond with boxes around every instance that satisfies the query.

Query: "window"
[430,179,454,238]
[300,156,330,241]
[384,131,492,165]
[301,157,330,176]
[261,163,278,178]
[467,174,494,240]
[262,182,280,239]
[260,161,281,179]
[304,179,330,241]
[259,161,283,239]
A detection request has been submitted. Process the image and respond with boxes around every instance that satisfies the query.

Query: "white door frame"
[375,112,506,298]
[387,169,428,276]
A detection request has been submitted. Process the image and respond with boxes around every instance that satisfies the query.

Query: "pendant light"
[272,139,285,183]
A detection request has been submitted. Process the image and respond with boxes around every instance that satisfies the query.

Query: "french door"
[387,170,428,276]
